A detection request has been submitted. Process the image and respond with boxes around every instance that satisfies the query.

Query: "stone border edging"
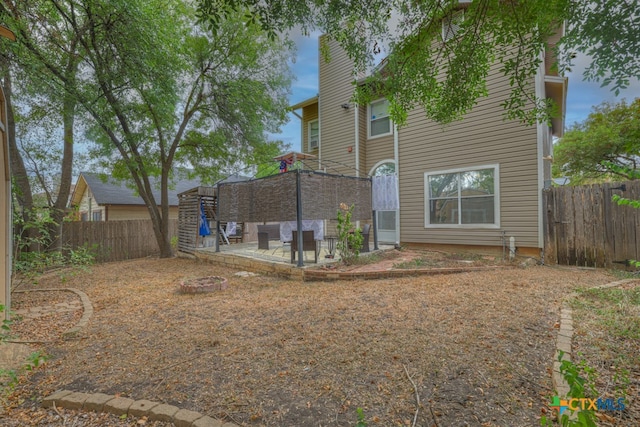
[552,279,637,397]
[303,265,512,281]
[13,288,93,338]
[42,390,238,427]
[196,249,513,281]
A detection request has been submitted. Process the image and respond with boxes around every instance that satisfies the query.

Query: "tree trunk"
[46,86,76,251]
[145,194,172,258]
[3,70,32,214]
[2,69,36,254]
[157,165,172,258]
[47,53,78,251]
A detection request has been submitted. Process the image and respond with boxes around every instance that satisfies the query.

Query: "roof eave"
[289,95,319,111]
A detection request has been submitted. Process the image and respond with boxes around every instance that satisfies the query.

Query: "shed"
[177,186,217,255]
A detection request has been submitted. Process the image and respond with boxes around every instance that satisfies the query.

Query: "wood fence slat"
[56,219,177,263]
[546,180,640,269]
[574,186,586,266]
[544,189,557,264]
[592,185,604,267]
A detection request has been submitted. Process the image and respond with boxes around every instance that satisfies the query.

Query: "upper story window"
[442,10,464,42]
[425,164,500,228]
[308,119,319,150]
[368,98,392,138]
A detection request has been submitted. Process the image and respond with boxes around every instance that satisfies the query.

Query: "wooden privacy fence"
[60,219,178,263]
[544,181,640,268]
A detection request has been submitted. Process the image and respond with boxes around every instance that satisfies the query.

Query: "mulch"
[0,252,620,426]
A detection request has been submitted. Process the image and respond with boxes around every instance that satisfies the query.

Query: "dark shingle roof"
[81,172,204,206]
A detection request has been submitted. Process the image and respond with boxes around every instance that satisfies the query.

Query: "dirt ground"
[1,250,620,426]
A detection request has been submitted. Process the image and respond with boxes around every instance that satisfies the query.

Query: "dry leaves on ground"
[2,253,618,426]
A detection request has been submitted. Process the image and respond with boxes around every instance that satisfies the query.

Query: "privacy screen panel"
[217,171,371,222]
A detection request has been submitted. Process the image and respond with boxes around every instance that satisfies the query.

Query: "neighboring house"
[69,172,204,221]
[290,20,566,256]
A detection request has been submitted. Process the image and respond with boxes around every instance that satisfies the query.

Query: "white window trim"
[442,10,464,42]
[308,119,319,150]
[367,98,393,139]
[424,164,501,229]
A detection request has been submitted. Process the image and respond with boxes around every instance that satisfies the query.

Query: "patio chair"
[291,230,318,263]
[348,223,371,253]
[257,224,280,250]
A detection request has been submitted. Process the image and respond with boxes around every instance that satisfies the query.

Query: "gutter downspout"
[394,123,400,246]
[535,51,546,252]
[354,104,359,177]
[318,103,322,170]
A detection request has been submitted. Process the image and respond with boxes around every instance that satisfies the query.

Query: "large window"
[425,165,499,227]
[368,98,391,138]
[308,119,319,150]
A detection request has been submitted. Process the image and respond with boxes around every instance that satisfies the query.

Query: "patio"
[195,239,396,280]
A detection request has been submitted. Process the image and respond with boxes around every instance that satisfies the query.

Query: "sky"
[273,33,640,152]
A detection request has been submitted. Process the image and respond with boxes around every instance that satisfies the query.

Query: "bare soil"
[1,251,619,426]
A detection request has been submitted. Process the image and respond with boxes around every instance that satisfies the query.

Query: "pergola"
[216,166,374,266]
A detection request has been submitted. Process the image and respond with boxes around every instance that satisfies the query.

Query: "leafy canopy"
[2,0,294,257]
[553,98,640,184]
[197,0,640,126]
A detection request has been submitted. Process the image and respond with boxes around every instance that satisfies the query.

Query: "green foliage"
[253,143,289,178]
[612,194,640,210]
[2,0,293,258]
[335,203,363,265]
[355,407,367,427]
[561,1,640,97]
[170,236,179,255]
[25,350,48,372]
[0,368,19,392]
[540,351,598,427]
[13,207,57,252]
[553,99,640,184]
[197,0,639,127]
[0,351,48,393]
[393,257,427,269]
[605,151,640,267]
[12,208,95,288]
[0,305,12,343]
[543,286,639,426]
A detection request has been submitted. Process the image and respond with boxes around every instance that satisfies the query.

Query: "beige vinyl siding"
[359,97,394,174]
[357,104,366,175]
[398,62,540,249]
[365,131,394,174]
[302,103,319,155]
[78,189,106,221]
[107,206,178,221]
[545,27,563,77]
[319,36,357,176]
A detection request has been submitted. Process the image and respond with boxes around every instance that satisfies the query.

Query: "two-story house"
[291,24,566,257]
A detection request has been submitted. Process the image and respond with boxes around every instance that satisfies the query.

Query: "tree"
[197,0,640,126]
[1,0,86,250]
[2,0,292,257]
[552,98,640,184]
